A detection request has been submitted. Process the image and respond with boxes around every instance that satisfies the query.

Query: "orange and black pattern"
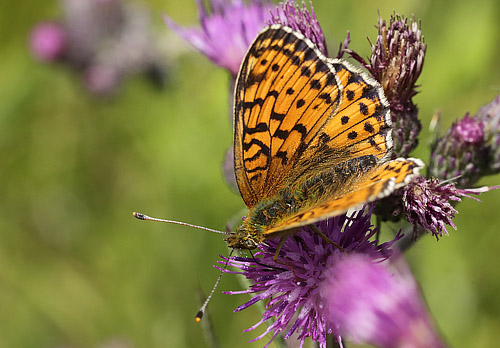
[229,25,423,248]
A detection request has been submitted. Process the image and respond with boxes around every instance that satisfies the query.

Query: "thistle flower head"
[325,254,447,348]
[429,113,488,187]
[29,22,67,62]
[269,0,327,55]
[164,0,272,77]
[223,207,401,347]
[368,14,426,108]
[403,175,494,239]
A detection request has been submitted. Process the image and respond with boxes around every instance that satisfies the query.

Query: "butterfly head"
[225,223,259,250]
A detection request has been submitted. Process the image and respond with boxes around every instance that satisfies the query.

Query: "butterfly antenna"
[195,249,235,322]
[133,212,226,235]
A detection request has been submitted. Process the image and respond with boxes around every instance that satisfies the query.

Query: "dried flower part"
[368,14,426,109]
[348,13,426,158]
[429,113,488,187]
[403,175,493,239]
[269,0,327,55]
[223,207,401,348]
[475,94,500,173]
[324,254,447,348]
[29,22,67,62]
[164,0,272,77]
[31,0,165,95]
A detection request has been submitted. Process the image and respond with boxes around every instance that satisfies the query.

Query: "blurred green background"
[1,0,500,347]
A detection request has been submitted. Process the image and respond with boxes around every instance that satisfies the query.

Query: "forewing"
[262,158,424,238]
[234,25,342,207]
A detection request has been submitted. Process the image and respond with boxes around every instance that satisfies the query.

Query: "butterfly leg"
[309,224,345,253]
[273,236,302,282]
[272,236,287,262]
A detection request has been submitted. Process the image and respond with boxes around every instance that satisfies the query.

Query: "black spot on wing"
[310,79,322,89]
[270,110,286,121]
[361,85,378,100]
[347,131,358,140]
[267,90,279,99]
[301,66,311,77]
[359,102,369,116]
[292,123,307,140]
[325,73,338,86]
[346,89,355,101]
[318,93,332,104]
[274,129,289,140]
[364,122,375,133]
[372,104,386,122]
[245,122,268,134]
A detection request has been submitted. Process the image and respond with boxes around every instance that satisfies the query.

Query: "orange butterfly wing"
[263,158,424,236]
[233,25,392,208]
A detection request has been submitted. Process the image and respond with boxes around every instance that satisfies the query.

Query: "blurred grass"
[1,0,500,347]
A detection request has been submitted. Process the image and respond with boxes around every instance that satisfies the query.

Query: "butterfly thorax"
[226,193,297,250]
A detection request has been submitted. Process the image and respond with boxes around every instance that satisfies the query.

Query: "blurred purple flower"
[30,0,165,96]
[164,0,273,77]
[30,22,67,62]
[269,0,327,55]
[223,207,401,348]
[403,175,495,239]
[325,254,447,348]
[475,94,500,173]
[454,113,484,144]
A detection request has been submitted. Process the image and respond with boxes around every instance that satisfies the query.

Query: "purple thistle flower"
[269,0,327,56]
[325,254,447,348]
[429,112,489,188]
[164,0,273,77]
[222,207,401,348]
[349,13,426,158]
[403,175,495,239]
[29,22,67,62]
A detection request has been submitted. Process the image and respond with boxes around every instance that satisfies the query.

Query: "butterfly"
[225,24,423,250]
